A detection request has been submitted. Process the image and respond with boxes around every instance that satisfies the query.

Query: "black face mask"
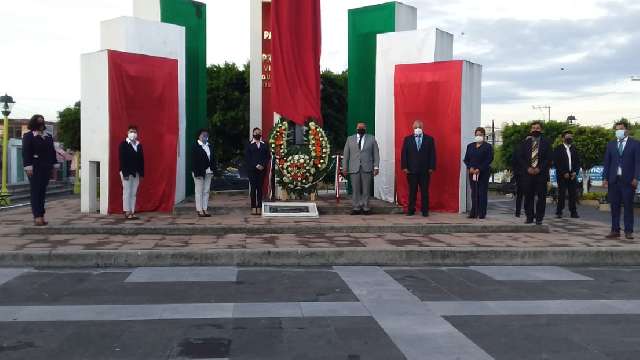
[253,134,262,141]
[38,122,45,131]
[357,129,366,135]
[565,138,573,145]
[530,130,541,138]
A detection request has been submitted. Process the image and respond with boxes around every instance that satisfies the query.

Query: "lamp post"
[1,93,15,205]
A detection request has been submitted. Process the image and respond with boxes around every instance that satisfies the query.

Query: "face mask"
[201,135,209,143]
[128,132,137,141]
[253,134,262,141]
[530,130,541,138]
[357,128,366,135]
[616,129,626,140]
[414,128,423,136]
[474,135,484,143]
[565,138,573,145]
[38,122,46,131]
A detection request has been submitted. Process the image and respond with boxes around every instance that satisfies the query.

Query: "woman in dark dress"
[244,128,271,215]
[463,127,494,219]
[22,115,58,226]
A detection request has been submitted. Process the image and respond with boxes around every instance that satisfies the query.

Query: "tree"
[57,101,81,151]
[320,69,347,153]
[206,62,250,168]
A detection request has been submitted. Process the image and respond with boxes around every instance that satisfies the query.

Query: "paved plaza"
[3,266,640,359]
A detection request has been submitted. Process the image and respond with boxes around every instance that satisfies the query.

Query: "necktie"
[531,140,539,168]
[416,135,422,150]
[618,140,624,156]
[358,135,362,150]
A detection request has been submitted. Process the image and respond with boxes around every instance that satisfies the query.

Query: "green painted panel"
[160,0,207,196]
[347,2,396,136]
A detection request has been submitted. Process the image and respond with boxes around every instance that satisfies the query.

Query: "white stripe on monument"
[125,267,238,282]
[469,266,593,281]
[334,266,493,360]
[0,268,31,286]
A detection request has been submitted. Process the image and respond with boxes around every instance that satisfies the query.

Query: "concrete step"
[21,223,549,236]
[173,203,404,215]
[0,247,636,267]
[8,187,74,202]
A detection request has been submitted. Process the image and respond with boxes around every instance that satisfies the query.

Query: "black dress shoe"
[525,218,534,224]
[536,220,543,225]
[515,213,521,218]
[422,212,429,217]
[467,214,476,219]
[479,216,486,219]
[625,232,634,240]
[605,231,621,239]
[406,212,415,216]
[362,210,372,216]
[350,210,362,215]
[555,213,562,219]
[570,213,580,218]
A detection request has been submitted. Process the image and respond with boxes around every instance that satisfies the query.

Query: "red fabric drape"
[270,0,322,125]
[108,50,179,214]
[394,61,462,213]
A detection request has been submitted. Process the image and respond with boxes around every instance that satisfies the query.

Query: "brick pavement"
[0,195,637,252]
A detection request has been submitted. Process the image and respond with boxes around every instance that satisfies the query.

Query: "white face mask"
[475,135,484,143]
[128,132,138,141]
[414,128,423,136]
[616,129,626,140]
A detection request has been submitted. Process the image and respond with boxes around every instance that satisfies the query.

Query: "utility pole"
[533,105,551,122]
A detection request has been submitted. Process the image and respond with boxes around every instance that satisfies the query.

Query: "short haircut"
[475,127,486,135]
[614,120,629,129]
[128,125,138,132]
[27,114,45,131]
[356,122,366,128]
[253,127,262,133]
[413,120,424,127]
[530,120,543,128]
[562,130,573,137]
[196,128,209,138]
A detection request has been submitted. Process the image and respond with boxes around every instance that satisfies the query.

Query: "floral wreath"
[268,117,331,197]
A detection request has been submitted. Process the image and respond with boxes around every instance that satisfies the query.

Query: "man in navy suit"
[603,120,640,239]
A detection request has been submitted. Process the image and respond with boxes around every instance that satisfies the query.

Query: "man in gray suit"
[342,122,380,215]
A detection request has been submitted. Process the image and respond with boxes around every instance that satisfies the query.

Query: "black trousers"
[469,172,490,218]
[407,173,430,214]
[523,173,547,221]
[515,177,524,216]
[248,169,266,209]
[29,167,51,218]
[557,176,578,215]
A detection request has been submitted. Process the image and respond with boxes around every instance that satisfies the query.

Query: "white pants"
[121,173,140,213]
[193,173,213,212]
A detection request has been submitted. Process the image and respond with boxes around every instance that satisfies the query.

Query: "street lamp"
[1,93,15,205]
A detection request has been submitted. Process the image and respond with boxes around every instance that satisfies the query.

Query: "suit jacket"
[22,131,57,172]
[553,144,581,177]
[342,134,380,174]
[119,140,145,178]
[518,136,552,179]
[244,140,270,173]
[463,142,493,173]
[191,142,216,178]
[400,134,436,174]
[603,137,640,184]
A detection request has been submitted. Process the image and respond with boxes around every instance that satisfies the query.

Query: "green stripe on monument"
[347,2,397,135]
[160,0,207,196]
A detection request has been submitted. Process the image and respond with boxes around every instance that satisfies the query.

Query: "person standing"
[518,121,552,225]
[342,122,380,215]
[401,120,436,217]
[192,129,215,217]
[245,127,270,215]
[22,115,58,226]
[463,127,494,219]
[119,125,144,220]
[603,121,640,239]
[553,130,581,219]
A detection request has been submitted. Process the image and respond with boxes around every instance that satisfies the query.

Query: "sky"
[2,0,639,128]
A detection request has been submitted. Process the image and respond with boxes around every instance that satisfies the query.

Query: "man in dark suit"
[245,127,271,215]
[401,120,436,217]
[603,120,640,239]
[553,130,581,218]
[22,114,58,226]
[518,121,552,225]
